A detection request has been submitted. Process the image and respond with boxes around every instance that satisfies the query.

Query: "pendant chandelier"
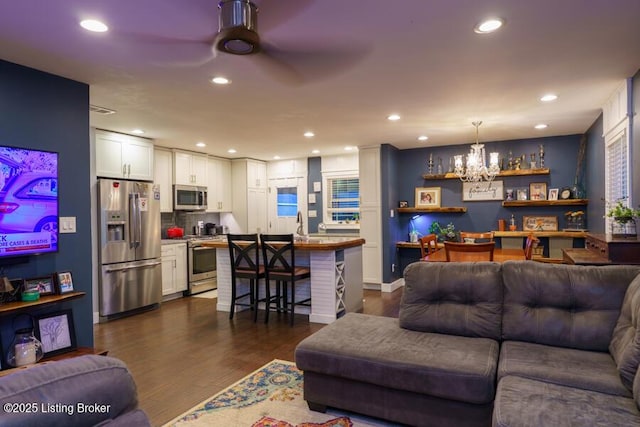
[454,121,500,183]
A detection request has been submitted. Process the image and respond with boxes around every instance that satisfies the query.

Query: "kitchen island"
[202,237,365,324]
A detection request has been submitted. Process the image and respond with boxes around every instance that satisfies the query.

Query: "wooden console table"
[563,233,640,265]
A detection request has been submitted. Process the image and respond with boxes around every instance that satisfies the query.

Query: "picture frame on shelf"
[559,187,572,200]
[34,309,77,357]
[517,188,528,201]
[529,182,547,200]
[398,200,408,208]
[548,188,559,201]
[523,215,559,232]
[415,187,441,208]
[24,275,55,297]
[55,271,74,294]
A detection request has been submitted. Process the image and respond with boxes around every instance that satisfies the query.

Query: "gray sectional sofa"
[295,261,640,426]
[0,354,150,427]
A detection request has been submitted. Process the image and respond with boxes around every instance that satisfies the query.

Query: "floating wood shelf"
[0,292,85,316]
[502,199,588,207]
[493,231,587,238]
[422,168,550,180]
[397,207,467,213]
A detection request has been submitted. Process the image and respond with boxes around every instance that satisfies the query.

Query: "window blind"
[327,177,360,222]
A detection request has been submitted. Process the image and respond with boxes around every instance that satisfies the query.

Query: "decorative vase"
[611,218,637,239]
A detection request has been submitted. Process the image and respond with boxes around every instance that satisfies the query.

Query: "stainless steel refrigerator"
[98,179,162,321]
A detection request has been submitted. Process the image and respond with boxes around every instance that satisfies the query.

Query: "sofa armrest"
[0,355,147,427]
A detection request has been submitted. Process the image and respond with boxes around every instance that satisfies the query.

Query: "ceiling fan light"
[217,0,260,55]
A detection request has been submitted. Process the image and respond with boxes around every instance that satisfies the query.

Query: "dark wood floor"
[93,289,403,426]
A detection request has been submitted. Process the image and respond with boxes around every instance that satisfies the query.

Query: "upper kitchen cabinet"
[94,129,154,181]
[231,159,268,233]
[173,150,208,186]
[207,157,233,212]
[247,159,267,189]
[154,148,173,212]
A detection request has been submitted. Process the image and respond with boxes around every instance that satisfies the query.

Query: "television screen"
[0,146,58,257]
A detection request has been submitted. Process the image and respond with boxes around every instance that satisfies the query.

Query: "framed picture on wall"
[462,181,504,201]
[415,187,441,208]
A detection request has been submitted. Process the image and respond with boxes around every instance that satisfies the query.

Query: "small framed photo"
[529,182,547,201]
[415,187,441,208]
[517,188,528,201]
[56,272,74,294]
[398,200,408,208]
[34,309,77,357]
[548,188,559,201]
[523,215,559,232]
[24,275,55,296]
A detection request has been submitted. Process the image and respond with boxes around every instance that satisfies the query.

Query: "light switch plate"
[60,216,76,233]
[308,210,317,218]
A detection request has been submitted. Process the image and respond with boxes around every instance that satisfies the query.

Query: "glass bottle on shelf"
[436,158,443,174]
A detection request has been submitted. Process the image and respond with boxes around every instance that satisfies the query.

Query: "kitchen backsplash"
[161,211,222,238]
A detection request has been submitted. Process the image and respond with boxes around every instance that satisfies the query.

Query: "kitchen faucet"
[296,211,304,236]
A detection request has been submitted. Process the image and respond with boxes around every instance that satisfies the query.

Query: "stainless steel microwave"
[173,185,207,210]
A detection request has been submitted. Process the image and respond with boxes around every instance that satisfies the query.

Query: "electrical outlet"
[390,209,395,218]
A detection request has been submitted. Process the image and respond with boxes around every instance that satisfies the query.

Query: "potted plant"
[429,221,459,242]
[606,200,640,238]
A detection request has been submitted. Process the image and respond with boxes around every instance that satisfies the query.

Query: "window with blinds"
[605,129,630,213]
[276,187,298,217]
[326,176,360,222]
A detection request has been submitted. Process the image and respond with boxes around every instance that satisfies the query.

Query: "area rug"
[163,360,397,427]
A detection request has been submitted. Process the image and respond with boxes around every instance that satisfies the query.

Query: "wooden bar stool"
[260,234,311,326]
[227,234,265,322]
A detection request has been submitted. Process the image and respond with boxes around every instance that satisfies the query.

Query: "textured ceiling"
[1,0,639,160]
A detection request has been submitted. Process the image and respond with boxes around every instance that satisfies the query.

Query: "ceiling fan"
[208,0,370,85]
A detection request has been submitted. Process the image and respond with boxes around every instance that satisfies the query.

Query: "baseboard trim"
[381,278,404,293]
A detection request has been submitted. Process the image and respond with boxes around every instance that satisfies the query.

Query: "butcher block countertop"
[201,236,365,251]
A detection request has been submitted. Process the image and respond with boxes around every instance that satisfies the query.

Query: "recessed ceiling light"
[227,149,237,154]
[273,155,281,160]
[387,114,401,121]
[534,124,548,129]
[131,129,144,135]
[211,76,230,85]
[80,19,109,33]
[196,142,206,147]
[474,18,504,34]
[311,149,320,154]
[540,94,558,102]
[418,135,429,141]
[304,131,315,138]
[344,146,354,151]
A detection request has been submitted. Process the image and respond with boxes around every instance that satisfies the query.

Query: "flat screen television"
[0,145,58,258]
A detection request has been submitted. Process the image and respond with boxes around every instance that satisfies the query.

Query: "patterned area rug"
[164,360,396,427]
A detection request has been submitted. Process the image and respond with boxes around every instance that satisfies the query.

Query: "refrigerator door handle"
[104,260,162,273]
[129,193,137,248]
[134,193,142,247]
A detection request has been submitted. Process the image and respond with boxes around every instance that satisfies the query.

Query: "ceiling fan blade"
[258,39,372,85]
[253,0,315,32]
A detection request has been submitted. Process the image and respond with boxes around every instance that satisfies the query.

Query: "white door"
[267,177,304,234]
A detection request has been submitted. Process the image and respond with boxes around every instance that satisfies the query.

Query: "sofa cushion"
[295,312,499,404]
[498,341,630,397]
[502,261,640,351]
[493,376,640,427]
[400,261,503,340]
[609,273,640,391]
[0,355,143,427]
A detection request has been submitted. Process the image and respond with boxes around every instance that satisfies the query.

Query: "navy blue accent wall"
[0,60,92,359]
[380,144,400,282]
[585,115,605,233]
[307,157,322,233]
[391,134,582,269]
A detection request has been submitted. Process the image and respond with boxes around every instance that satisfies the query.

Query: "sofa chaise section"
[296,262,504,427]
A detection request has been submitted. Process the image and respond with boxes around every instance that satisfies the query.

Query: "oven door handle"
[192,246,215,252]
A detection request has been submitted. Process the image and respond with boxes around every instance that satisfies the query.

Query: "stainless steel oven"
[187,239,217,295]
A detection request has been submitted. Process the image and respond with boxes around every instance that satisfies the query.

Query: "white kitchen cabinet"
[231,159,268,233]
[173,150,208,186]
[207,157,233,212]
[161,243,188,297]
[154,148,173,212]
[94,129,154,181]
